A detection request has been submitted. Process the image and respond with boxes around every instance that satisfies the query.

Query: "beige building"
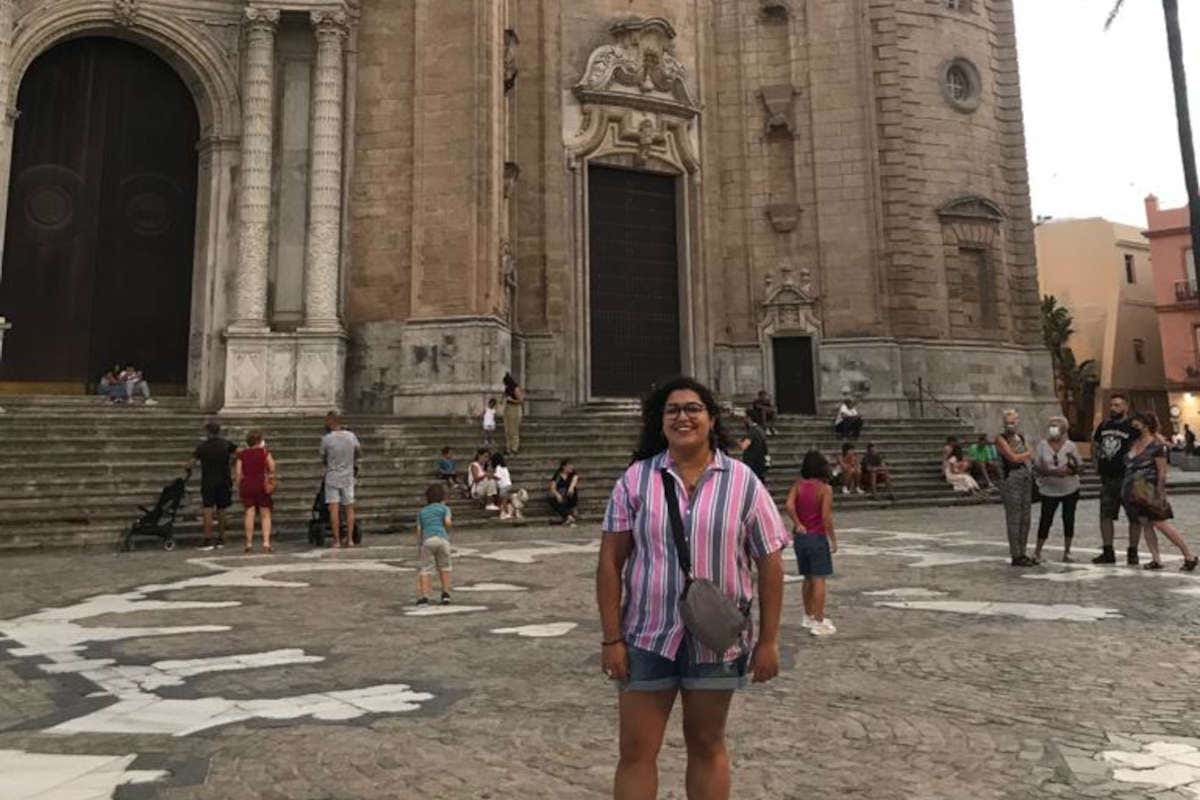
[1036,218,1168,430]
[0,0,1056,423]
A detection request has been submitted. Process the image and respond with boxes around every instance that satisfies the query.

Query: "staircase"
[0,396,1167,551]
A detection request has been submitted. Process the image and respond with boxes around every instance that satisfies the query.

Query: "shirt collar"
[659,449,730,473]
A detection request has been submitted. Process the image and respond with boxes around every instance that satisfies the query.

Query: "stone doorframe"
[564,16,707,404]
[1,1,241,407]
[758,269,822,412]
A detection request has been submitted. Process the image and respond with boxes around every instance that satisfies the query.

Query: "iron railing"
[1175,280,1199,302]
[915,378,962,419]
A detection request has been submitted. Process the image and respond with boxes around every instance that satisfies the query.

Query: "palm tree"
[1108,0,1200,264]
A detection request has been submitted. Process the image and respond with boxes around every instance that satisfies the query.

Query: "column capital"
[244,7,281,31]
[310,9,349,39]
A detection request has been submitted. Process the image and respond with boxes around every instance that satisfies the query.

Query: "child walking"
[481,398,498,446]
[785,450,838,636]
[416,484,453,606]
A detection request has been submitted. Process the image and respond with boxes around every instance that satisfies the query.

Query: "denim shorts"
[325,483,355,505]
[622,638,748,692]
[794,533,833,577]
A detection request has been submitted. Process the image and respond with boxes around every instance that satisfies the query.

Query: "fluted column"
[231,7,279,330]
[303,9,348,331]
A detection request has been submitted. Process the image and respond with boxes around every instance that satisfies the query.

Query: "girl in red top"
[785,450,838,636]
[235,430,277,553]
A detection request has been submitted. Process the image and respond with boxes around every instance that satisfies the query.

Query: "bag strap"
[659,469,693,580]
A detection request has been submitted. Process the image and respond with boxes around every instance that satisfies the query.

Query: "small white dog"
[506,488,529,520]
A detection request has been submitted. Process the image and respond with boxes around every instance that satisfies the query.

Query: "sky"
[1015,0,1200,226]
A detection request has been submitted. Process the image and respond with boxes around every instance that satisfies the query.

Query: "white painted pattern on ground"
[862,588,948,598]
[464,540,599,564]
[0,750,167,799]
[1102,741,1200,794]
[490,622,578,638]
[456,583,528,592]
[404,605,489,617]
[875,600,1121,622]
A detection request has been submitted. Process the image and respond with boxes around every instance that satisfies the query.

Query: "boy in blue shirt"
[416,484,453,606]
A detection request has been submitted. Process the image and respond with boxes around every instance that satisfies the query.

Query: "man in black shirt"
[188,421,237,550]
[738,419,769,483]
[1091,393,1139,564]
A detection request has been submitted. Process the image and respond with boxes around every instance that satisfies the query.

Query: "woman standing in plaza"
[235,431,276,553]
[502,373,525,454]
[1123,411,1199,571]
[596,377,789,800]
[1032,415,1081,563]
[996,409,1036,566]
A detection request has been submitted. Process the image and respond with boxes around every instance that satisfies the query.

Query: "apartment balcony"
[1174,280,1200,302]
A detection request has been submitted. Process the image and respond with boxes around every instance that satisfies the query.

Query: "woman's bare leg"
[261,508,272,549]
[681,690,735,800]
[1141,522,1161,563]
[615,689,676,800]
[1153,520,1195,560]
[244,508,255,550]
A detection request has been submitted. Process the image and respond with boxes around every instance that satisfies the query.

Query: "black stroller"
[123,469,190,552]
[307,479,363,547]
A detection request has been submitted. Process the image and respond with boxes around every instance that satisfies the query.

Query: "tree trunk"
[1163,0,1200,263]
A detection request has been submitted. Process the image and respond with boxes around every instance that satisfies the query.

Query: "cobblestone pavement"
[2,496,1200,799]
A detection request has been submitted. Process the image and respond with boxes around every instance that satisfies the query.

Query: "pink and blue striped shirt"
[602,449,791,663]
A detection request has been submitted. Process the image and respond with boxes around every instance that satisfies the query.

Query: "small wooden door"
[773,336,817,415]
[588,165,681,398]
[0,37,198,389]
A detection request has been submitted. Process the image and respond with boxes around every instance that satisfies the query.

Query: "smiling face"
[662,389,713,454]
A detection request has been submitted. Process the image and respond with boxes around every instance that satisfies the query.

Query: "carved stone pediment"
[759,268,820,334]
[760,84,795,137]
[574,17,697,119]
[938,194,1004,247]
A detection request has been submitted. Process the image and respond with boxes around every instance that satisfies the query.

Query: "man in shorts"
[320,412,361,548]
[188,421,236,549]
[1092,393,1139,564]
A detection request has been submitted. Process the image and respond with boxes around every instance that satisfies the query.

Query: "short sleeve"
[602,468,638,533]
[743,478,791,559]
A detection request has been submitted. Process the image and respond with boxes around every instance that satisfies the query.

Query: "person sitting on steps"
[549,459,579,525]
[748,390,778,436]
[837,442,863,495]
[118,364,157,405]
[833,396,863,440]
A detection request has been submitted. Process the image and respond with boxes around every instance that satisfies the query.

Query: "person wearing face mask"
[1122,411,1199,572]
[996,409,1037,566]
[1091,393,1140,565]
[1032,416,1081,563]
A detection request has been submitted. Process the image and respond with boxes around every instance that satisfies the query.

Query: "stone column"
[0,0,17,280]
[303,9,348,331]
[231,7,279,330]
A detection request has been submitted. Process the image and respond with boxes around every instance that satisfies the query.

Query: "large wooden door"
[773,336,817,415]
[0,37,199,390]
[588,165,681,398]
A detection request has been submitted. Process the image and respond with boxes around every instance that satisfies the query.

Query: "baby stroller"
[307,479,363,547]
[123,469,190,552]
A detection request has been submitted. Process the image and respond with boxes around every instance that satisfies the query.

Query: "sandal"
[1182,557,1199,572]
[244,545,252,553]
[264,545,274,554]
[1143,561,1163,571]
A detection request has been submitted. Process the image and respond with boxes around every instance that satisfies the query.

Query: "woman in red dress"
[235,431,277,552]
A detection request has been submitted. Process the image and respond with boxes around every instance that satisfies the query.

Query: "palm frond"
[1104,0,1127,31]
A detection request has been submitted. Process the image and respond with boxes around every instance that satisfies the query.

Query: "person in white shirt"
[833,397,863,440]
[468,448,499,509]
[1032,416,1081,562]
[491,452,515,518]
[481,398,498,446]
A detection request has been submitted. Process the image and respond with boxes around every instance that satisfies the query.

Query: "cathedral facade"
[0,0,1057,424]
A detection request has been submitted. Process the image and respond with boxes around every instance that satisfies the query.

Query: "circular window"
[939,58,982,113]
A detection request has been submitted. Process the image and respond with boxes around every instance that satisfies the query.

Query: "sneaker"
[855,488,865,495]
[197,543,215,551]
[440,592,451,606]
[215,540,224,550]
[144,398,159,406]
[1092,548,1117,565]
[415,597,430,606]
[810,619,837,636]
[841,487,850,495]
[1127,548,1140,566]
[498,510,512,520]
[485,504,500,511]
[800,614,815,629]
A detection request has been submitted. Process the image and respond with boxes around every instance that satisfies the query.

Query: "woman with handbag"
[235,430,277,553]
[596,377,789,800]
[1032,416,1081,563]
[1123,412,1198,571]
[996,409,1037,566]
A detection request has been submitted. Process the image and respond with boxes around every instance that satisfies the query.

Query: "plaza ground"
[2,498,1200,799]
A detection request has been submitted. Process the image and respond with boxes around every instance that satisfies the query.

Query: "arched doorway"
[0,36,199,392]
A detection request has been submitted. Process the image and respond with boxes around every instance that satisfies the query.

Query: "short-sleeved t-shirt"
[966,443,998,463]
[418,503,450,541]
[1094,418,1136,479]
[863,451,883,470]
[320,430,360,489]
[194,437,237,488]
[741,426,768,476]
[436,458,456,475]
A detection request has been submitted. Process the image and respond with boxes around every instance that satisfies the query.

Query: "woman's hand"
[750,640,780,683]
[601,641,629,681]
[829,537,838,554]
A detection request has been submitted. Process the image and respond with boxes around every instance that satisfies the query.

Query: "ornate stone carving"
[503,161,520,199]
[938,194,1004,247]
[303,9,348,331]
[503,28,519,94]
[113,0,139,28]
[232,6,279,329]
[766,203,801,233]
[759,268,820,334]
[500,239,517,329]
[574,17,697,119]
[760,84,796,137]
[760,0,791,18]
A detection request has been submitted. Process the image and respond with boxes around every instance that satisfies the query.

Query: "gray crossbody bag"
[660,469,751,653]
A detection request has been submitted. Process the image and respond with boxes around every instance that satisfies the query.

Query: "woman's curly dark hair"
[631,377,734,462]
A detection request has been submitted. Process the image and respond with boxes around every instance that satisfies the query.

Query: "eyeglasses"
[664,403,708,419]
